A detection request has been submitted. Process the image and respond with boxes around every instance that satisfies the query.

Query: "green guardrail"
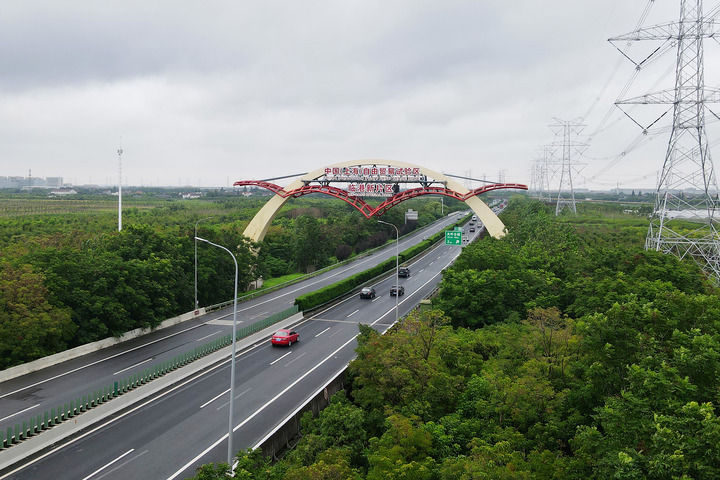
[294,214,471,311]
[0,305,299,450]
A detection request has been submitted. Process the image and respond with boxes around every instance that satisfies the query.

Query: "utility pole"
[610,0,720,281]
[117,145,123,232]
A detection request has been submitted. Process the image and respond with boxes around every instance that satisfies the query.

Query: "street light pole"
[195,236,238,467]
[117,146,123,232]
[194,217,214,311]
[378,220,399,324]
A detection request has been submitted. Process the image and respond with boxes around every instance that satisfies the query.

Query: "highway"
[1,219,485,480]
[0,211,472,476]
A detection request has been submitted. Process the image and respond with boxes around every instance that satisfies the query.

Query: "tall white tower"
[117,145,123,232]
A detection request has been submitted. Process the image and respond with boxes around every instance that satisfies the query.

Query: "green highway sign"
[445,229,462,245]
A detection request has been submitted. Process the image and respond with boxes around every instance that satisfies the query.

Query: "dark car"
[271,329,299,347]
[398,267,410,278]
[390,285,405,296]
[360,287,376,299]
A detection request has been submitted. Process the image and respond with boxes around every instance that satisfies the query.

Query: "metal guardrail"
[0,305,299,451]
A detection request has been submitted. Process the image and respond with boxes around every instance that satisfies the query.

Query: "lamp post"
[378,220,399,324]
[195,236,238,467]
[117,146,123,232]
[194,217,214,311]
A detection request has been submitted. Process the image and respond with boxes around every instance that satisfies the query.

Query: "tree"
[0,264,76,367]
[366,414,437,480]
[293,216,328,272]
[284,448,362,480]
[351,310,464,420]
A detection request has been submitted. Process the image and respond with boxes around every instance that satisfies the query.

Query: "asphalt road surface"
[0,219,487,480]
[0,212,466,426]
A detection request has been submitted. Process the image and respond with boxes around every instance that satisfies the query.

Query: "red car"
[271,329,299,347]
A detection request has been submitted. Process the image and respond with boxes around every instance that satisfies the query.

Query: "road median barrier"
[294,214,471,312]
[0,306,300,466]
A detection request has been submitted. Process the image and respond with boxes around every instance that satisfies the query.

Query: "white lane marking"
[113,358,153,376]
[231,253,382,313]
[371,297,380,302]
[0,403,40,423]
[252,363,348,450]
[206,318,244,326]
[293,221,453,323]
[81,449,134,480]
[371,252,461,326]
[1,218,462,478]
[55,215,459,479]
[166,334,361,480]
[229,215,460,314]
[270,351,293,365]
[248,245,465,451]
[0,341,270,480]
[0,321,210,399]
[95,449,148,480]
[429,261,434,265]
[315,327,331,337]
[347,309,359,318]
[285,352,307,366]
[199,388,230,409]
[419,269,424,273]
[215,387,252,411]
[196,331,221,342]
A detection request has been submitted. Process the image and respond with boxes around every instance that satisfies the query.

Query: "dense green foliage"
[0,192,458,368]
[257,196,463,277]
[190,197,720,480]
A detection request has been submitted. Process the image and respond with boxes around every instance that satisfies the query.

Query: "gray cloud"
[0,0,712,190]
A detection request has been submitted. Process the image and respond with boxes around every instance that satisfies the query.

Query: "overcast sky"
[1,1,715,190]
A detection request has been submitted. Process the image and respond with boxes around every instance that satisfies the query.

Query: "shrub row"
[294,214,470,311]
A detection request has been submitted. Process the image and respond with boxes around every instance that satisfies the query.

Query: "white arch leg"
[465,196,507,239]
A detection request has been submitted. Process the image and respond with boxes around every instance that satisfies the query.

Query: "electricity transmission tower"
[530,147,551,201]
[610,0,720,281]
[530,162,541,197]
[549,118,586,215]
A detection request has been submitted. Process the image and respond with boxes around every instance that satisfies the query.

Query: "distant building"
[0,175,64,189]
[46,177,63,187]
[49,188,77,196]
[181,192,203,199]
[0,176,24,188]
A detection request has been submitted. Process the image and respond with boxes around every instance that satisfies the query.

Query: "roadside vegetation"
[191,196,720,480]
[0,190,461,368]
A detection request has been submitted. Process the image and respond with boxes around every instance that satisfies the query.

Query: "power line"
[611,0,720,282]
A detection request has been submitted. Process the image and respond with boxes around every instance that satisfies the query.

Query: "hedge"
[294,214,471,311]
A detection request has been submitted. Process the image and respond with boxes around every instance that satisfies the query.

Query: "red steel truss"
[233,180,527,219]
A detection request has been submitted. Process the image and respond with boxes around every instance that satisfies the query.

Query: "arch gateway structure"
[235,159,527,242]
